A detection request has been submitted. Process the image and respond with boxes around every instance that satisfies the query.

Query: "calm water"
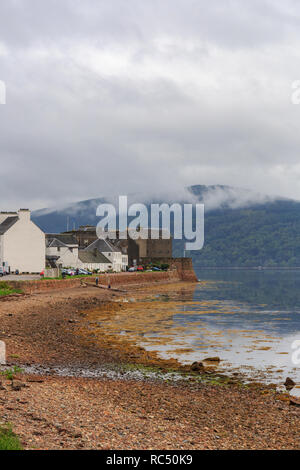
[141,269,300,390]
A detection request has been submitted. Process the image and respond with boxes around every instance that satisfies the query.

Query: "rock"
[11,380,26,391]
[284,377,296,391]
[0,380,6,391]
[227,379,239,385]
[26,377,44,383]
[191,361,204,372]
[289,398,300,407]
[204,357,221,363]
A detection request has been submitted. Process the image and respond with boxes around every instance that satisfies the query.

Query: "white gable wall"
[103,251,123,272]
[47,245,79,268]
[2,213,45,273]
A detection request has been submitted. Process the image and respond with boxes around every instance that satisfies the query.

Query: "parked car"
[152,267,161,271]
[137,266,144,271]
[128,267,137,272]
[0,263,10,276]
[62,268,75,276]
[78,269,92,275]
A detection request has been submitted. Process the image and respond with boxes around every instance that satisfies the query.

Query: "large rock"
[289,397,300,407]
[191,361,204,372]
[284,377,296,391]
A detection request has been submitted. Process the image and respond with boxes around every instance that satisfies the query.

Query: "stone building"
[110,229,173,266]
[63,226,98,248]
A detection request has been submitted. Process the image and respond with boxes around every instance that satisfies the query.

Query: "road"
[1,274,41,281]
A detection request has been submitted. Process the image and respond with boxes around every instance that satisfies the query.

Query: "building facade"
[46,233,79,268]
[46,232,126,272]
[63,226,98,248]
[77,250,112,272]
[84,238,128,272]
[63,225,172,268]
[110,229,173,266]
[0,209,45,273]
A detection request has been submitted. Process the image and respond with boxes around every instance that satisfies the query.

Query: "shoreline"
[0,279,299,449]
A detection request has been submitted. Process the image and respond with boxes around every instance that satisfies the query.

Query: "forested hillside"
[175,200,300,267]
[33,186,300,267]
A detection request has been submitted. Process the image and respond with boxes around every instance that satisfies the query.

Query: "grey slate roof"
[85,238,120,253]
[46,238,67,248]
[0,216,19,235]
[46,233,78,246]
[78,250,111,264]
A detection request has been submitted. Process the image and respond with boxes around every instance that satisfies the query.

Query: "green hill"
[175,199,300,267]
[32,185,300,268]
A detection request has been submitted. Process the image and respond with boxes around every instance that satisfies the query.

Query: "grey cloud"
[0,0,300,210]
[1,1,299,48]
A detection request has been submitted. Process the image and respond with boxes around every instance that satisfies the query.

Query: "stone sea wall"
[6,258,197,294]
[140,257,198,282]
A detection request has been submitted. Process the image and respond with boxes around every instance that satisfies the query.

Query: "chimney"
[18,209,31,222]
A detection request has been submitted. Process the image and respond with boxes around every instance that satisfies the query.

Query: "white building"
[77,250,112,272]
[46,233,79,268]
[46,234,115,272]
[0,209,45,273]
[84,239,128,272]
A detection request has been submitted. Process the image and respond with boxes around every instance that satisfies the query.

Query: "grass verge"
[0,424,23,450]
[0,281,22,296]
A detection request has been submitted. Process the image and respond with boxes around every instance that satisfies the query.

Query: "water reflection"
[143,269,300,387]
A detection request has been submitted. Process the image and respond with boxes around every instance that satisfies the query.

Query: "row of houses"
[0,209,128,273]
[64,226,173,266]
[46,234,128,272]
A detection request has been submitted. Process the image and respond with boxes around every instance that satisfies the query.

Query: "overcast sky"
[1,0,300,210]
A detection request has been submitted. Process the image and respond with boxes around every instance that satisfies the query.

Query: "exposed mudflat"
[0,281,299,450]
